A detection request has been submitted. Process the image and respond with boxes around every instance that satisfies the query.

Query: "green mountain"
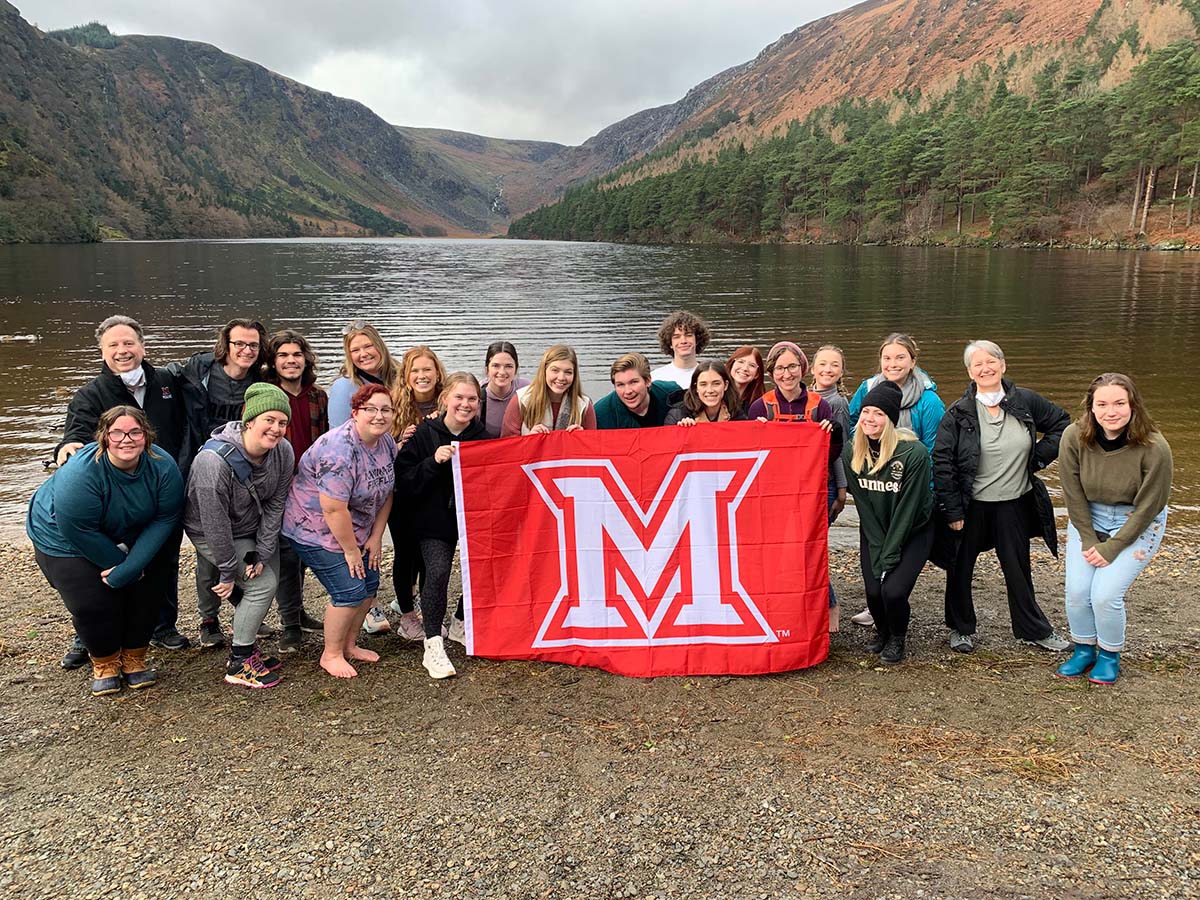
[0,4,560,241]
[510,0,1200,247]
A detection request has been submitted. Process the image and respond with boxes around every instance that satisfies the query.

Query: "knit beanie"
[767,341,809,376]
[242,382,291,424]
[861,379,902,425]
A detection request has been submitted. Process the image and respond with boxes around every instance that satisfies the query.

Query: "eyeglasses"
[342,319,371,336]
[230,340,260,352]
[107,428,146,443]
[358,405,394,418]
[772,363,803,375]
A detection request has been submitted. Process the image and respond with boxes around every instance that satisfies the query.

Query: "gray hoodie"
[184,421,294,582]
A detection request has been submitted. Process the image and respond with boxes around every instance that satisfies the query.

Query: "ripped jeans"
[1064,504,1167,652]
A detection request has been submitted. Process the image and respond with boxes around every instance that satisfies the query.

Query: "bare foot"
[829,604,840,634]
[320,653,358,678]
[346,645,379,663]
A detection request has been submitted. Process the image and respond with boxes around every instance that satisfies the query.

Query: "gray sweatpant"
[192,537,279,648]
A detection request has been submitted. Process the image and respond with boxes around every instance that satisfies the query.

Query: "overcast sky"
[21,0,855,145]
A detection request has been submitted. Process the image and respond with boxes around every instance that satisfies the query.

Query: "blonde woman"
[394,373,490,678]
[500,344,596,436]
[842,380,933,666]
[392,346,448,445]
[328,321,400,426]
[382,346,448,638]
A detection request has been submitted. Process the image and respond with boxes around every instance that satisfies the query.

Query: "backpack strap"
[200,438,262,517]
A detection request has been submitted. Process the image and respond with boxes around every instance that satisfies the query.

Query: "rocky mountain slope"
[0,3,554,241]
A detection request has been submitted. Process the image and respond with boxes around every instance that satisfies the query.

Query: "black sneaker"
[61,635,90,670]
[256,621,277,638]
[150,628,191,651]
[298,611,323,633]
[278,627,303,655]
[880,635,907,666]
[866,632,886,655]
[198,619,226,649]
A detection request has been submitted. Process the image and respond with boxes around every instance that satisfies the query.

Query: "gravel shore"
[1,538,1197,899]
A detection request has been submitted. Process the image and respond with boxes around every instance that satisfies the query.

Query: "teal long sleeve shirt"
[27,443,184,588]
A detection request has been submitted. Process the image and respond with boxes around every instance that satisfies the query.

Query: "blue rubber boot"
[1056,643,1097,678]
[1088,648,1120,685]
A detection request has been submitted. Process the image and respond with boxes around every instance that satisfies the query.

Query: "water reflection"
[0,239,1197,540]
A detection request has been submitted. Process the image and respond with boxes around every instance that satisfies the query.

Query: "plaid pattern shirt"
[301,384,330,444]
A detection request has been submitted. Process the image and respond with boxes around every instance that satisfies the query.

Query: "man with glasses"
[52,315,190,665]
[264,330,329,652]
[170,318,268,649]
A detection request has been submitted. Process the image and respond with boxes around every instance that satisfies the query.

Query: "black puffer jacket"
[393,416,489,543]
[56,361,186,464]
[933,379,1069,555]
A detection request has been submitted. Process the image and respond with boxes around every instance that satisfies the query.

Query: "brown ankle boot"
[120,647,158,689]
[90,651,123,696]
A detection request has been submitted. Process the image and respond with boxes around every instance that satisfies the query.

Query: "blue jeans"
[1064,504,1167,651]
[288,538,380,608]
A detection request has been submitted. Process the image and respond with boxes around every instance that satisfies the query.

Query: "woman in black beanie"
[842,380,934,665]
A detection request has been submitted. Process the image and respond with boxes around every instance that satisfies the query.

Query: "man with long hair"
[264,330,329,652]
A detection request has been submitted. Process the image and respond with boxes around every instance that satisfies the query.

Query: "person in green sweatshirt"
[842,380,933,665]
[27,406,185,697]
[1056,373,1172,686]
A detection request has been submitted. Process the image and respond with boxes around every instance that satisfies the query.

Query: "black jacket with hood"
[169,351,261,475]
[932,378,1069,555]
[394,415,489,543]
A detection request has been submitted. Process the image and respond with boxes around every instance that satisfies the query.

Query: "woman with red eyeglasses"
[27,406,185,697]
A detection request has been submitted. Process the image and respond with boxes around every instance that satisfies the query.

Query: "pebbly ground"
[0,534,1197,900]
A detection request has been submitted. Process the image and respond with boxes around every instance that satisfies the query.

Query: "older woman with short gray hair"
[932,340,1071,653]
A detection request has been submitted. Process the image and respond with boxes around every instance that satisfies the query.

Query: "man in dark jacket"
[54,315,190,666]
[594,353,681,429]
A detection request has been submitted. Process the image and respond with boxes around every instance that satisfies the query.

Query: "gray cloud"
[21,0,854,144]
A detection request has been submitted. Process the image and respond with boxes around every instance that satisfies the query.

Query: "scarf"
[869,370,927,432]
[516,384,588,433]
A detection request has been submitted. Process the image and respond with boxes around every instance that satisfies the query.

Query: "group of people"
[27,309,1172,695]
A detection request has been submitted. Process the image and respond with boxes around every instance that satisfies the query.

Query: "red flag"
[452,422,830,677]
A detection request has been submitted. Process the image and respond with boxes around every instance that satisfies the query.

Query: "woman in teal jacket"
[28,406,184,697]
[849,333,945,454]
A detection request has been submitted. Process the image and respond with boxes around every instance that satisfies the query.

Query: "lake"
[1,238,1197,541]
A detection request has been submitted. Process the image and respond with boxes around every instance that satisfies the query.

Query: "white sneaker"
[390,592,420,616]
[397,610,424,642]
[850,608,874,627]
[422,636,456,679]
[447,617,466,647]
[362,606,391,634]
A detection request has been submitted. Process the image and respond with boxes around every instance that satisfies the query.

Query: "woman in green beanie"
[184,382,295,688]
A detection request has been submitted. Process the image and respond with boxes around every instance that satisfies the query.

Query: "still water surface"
[0,239,1197,541]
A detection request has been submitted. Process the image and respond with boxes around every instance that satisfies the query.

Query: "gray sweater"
[184,421,294,581]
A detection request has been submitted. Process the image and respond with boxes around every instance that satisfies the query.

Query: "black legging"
[388,507,424,614]
[860,520,934,640]
[944,494,1053,641]
[418,538,456,639]
[36,547,174,657]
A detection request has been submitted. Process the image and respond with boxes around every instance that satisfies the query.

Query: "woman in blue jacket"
[28,406,185,697]
[849,333,945,455]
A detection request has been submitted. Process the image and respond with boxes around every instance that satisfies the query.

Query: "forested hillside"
[511,3,1200,247]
